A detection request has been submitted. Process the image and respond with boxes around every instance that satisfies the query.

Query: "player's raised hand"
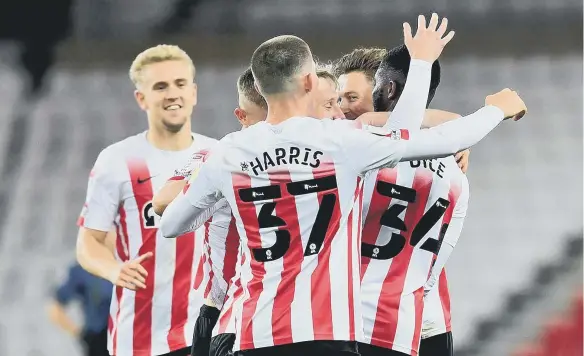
[485,88,527,121]
[109,252,153,291]
[403,13,455,63]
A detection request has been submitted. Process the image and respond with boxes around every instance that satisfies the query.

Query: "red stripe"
[400,129,410,140]
[193,230,206,290]
[204,222,215,298]
[126,159,156,356]
[118,206,131,262]
[411,286,425,352]
[346,176,362,341]
[112,205,130,354]
[438,270,452,331]
[268,170,303,345]
[361,169,398,279]
[168,230,194,350]
[222,217,240,288]
[232,173,265,349]
[168,176,186,181]
[218,253,245,334]
[371,170,434,348]
[310,162,341,340]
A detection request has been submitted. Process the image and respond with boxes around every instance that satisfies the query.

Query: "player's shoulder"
[192,132,218,149]
[95,133,144,164]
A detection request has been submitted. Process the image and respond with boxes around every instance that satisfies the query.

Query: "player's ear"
[387,81,399,100]
[234,107,248,127]
[304,72,317,94]
[134,90,147,111]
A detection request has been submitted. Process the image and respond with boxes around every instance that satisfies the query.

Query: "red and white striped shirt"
[78,131,218,356]
[162,106,504,352]
[161,118,413,351]
[169,150,240,308]
[360,156,468,355]
[422,269,452,339]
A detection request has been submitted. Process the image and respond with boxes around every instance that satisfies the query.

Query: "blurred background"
[0,0,581,355]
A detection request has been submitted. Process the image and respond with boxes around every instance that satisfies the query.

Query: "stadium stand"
[0,54,580,355]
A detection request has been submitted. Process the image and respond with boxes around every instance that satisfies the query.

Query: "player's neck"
[146,126,193,151]
[265,97,311,125]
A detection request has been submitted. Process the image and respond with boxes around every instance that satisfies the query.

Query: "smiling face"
[314,76,344,119]
[134,59,197,133]
[337,71,374,120]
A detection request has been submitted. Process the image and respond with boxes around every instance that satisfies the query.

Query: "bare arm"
[422,109,461,128]
[153,180,187,216]
[76,227,119,282]
[358,109,461,129]
[46,301,81,337]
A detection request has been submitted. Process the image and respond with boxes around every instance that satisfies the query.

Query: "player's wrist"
[105,262,123,284]
[409,58,433,68]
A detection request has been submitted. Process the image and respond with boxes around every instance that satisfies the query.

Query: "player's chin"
[162,117,187,133]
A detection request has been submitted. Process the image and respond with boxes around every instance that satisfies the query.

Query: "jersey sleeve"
[169,150,210,182]
[382,59,432,132]
[398,105,505,162]
[453,175,470,219]
[159,149,224,239]
[424,175,470,292]
[206,202,240,309]
[338,121,409,174]
[78,148,121,232]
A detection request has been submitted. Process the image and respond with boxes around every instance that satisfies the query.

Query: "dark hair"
[250,35,312,95]
[332,47,387,82]
[379,44,441,103]
[237,67,268,110]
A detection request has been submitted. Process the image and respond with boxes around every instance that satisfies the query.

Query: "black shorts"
[81,328,109,356]
[210,333,236,356]
[358,342,410,356]
[419,332,453,356]
[234,340,359,356]
[191,304,221,356]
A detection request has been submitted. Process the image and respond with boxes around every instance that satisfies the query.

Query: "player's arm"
[425,175,470,292]
[206,203,239,309]
[358,109,461,130]
[46,265,82,338]
[153,179,186,216]
[382,59,432,131]
[160,154,223,239]
[75,149,122,280]
[344,89,526,173]
[152,152,201,216]
[76,150,150,290]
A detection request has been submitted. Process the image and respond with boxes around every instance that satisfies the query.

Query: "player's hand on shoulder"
[485,88,527,121]
[455,149,470,174]
[403,13,455,63]
[109,252,153,290]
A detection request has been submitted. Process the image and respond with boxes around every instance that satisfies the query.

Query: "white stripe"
[289,169,316,342]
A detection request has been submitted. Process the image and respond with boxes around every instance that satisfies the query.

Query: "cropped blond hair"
[129,44,196,86]
[315,62,339,90]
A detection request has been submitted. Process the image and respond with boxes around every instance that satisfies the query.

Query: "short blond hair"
[315,62,339,90]
[129,44,196,86]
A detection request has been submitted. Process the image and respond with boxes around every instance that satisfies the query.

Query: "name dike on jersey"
[241,146,324,176]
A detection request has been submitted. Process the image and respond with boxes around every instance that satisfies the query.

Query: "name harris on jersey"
[241,146,324,176]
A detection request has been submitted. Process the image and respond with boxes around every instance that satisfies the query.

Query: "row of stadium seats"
[0,54,580,355]
[512,291,583,356]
